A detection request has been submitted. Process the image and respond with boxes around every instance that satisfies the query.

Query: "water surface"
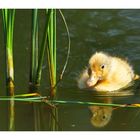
[0,9,140,130]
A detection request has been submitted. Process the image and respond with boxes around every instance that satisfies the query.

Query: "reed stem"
[29,9,39,92]
[35,9,52,85]
[45,9,58,130]
[2,9,16,131]
[46,9,57,97]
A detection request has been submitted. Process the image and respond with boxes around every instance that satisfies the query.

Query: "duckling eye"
[101,64,105,69]
[102,115,106,120]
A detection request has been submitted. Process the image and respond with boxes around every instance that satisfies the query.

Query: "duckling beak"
[86,76,99,87]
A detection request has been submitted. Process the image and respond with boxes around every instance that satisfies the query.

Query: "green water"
[0,9,140,130]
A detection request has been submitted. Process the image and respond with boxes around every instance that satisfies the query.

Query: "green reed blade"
[7,10,15,81]
[35,9,52,85]
[47,11,53,87]
[53,9,56,73]
[46,9,56,94]
[30,9,38,85]
[10,9,15,51]
[58,10,71,80]
[52,10,71,89]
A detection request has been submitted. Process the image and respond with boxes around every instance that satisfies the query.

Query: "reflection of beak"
[86,76,99,87]
[93,112,97,117]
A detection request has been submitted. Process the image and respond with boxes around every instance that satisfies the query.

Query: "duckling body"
[78,52,138,92]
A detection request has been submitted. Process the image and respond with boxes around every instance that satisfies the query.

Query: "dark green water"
[0,9,140,130]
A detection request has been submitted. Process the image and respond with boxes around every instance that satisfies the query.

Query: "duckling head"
[86,52,111,87]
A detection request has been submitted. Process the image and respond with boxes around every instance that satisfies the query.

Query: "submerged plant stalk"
[0,97,139,108]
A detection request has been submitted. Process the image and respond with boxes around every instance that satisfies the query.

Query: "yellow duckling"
[78,52,139,92]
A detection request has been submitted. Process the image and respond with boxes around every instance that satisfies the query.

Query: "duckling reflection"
[78,52,139,92]
[89,105,112,128]
[89,89,134,128]
[89,97,112,128]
